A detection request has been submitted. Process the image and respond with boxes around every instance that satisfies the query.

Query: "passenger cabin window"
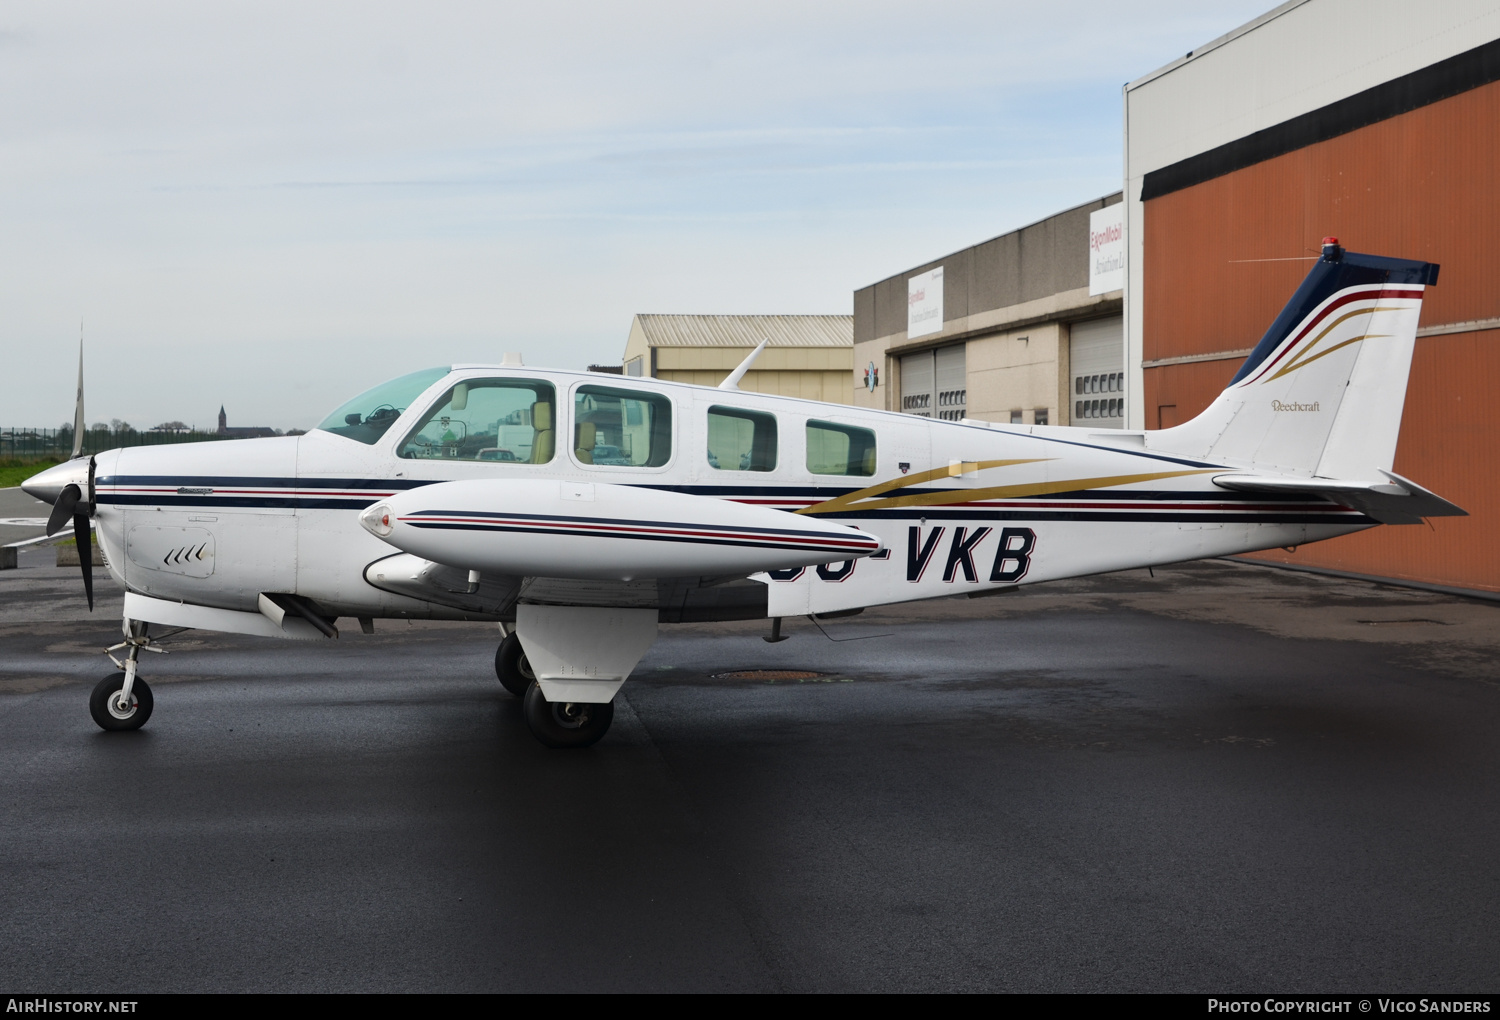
[316,366,449,446]
[398,379,557,463]
[573,385,672,467]
[707,406,777,472]
[806,420,876,476]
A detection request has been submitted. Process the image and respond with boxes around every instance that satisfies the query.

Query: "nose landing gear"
[89,672,154,731]
[91,620,172,732]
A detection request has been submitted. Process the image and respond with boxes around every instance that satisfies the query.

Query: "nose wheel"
[94,620,170,732]
[523,682,614,748]
[89,672,154,731]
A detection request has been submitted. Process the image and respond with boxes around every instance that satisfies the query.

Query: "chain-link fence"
[1,427,237,461]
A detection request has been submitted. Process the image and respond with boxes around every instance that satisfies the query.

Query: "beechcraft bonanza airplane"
[23,239,1466,747]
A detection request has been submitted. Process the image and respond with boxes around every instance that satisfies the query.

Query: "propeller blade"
[72,509,94,611]
[71,332,86,459]
[46,484,81,537]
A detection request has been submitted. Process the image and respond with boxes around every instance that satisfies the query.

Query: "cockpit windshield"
[316,367,450,445]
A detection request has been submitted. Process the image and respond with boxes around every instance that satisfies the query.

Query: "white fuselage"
[86,366,1370,625]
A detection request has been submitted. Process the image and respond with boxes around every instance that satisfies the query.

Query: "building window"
[807,420,876,476]
[1074,373,1125,396]
[574,385,672,467]
[707,406,777,472]
[1033,408,1048,426]
[1010,410,1023,424]
[936,388,967,421]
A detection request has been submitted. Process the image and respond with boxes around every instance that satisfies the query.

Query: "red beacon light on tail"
[1321,236,1343,261]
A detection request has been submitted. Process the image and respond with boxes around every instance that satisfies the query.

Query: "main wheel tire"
[494,632,535,698]
[523,681,614,749]
[89,672,154,732]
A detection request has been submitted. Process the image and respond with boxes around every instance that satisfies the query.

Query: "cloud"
[0,0,1269,427]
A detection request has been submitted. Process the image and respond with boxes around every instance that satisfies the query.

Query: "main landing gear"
[523,683,615,748]
[497,630,612,746]
[500,606,659,750]
[494,631,535,698]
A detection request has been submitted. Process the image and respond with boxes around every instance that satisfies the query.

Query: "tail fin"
[1152,239,1439,479]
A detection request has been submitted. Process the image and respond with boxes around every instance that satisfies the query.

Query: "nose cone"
[20,458,90,505]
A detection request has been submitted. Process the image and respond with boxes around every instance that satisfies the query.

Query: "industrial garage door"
[900,345,966,420]
[1070,316,1124,429]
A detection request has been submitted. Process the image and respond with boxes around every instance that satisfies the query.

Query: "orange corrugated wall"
[1143,78,1500,591]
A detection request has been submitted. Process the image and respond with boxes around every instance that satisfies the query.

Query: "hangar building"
[852,195,1124,428]
[621,314,853,404]
[1124,0,1500,593]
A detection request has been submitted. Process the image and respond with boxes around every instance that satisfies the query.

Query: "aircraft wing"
[360,479,882,580]
[1212,469,1467,525]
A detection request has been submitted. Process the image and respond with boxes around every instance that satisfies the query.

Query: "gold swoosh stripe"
[1265,305,1403,382]
[793,458,1051,515]
[1268,334,1389,381]
[799,468,1218,515]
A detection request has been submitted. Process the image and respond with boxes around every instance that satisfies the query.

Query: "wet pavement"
[2,550,1498,992]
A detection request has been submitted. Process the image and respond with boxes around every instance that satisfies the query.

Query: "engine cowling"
[361,478,881,581]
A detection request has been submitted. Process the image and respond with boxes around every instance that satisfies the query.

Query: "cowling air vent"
[126,526,216,578]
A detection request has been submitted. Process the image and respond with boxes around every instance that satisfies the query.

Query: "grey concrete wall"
[854,192,1122,344]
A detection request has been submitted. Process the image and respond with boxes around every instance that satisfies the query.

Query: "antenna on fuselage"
[719,338,768,391]
[70,320,85,459]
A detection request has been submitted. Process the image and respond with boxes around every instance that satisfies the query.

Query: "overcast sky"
[0,1,1269,431]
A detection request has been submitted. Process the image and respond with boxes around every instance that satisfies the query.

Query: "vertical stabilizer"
[1150,240,1439,479]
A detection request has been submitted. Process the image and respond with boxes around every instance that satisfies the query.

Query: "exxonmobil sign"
[1090,221,1121,252]
[1088,204,1125,296]
[908,266,944,338]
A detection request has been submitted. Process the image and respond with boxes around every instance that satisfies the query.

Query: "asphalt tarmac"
[2,541,1499,993]
[0,485,51,546]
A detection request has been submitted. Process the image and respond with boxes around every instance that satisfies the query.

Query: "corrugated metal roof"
[635,314,852,348]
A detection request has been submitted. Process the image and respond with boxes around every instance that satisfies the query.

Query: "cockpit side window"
[707,406,777,472]
[573,385,672,467]
[806,420,876,476]
[398,379,557,463]
[316,367,449,446]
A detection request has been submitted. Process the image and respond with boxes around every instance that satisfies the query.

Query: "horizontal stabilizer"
[1213,470,1467,525]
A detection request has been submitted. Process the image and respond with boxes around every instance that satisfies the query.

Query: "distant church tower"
[218,405,227,435]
